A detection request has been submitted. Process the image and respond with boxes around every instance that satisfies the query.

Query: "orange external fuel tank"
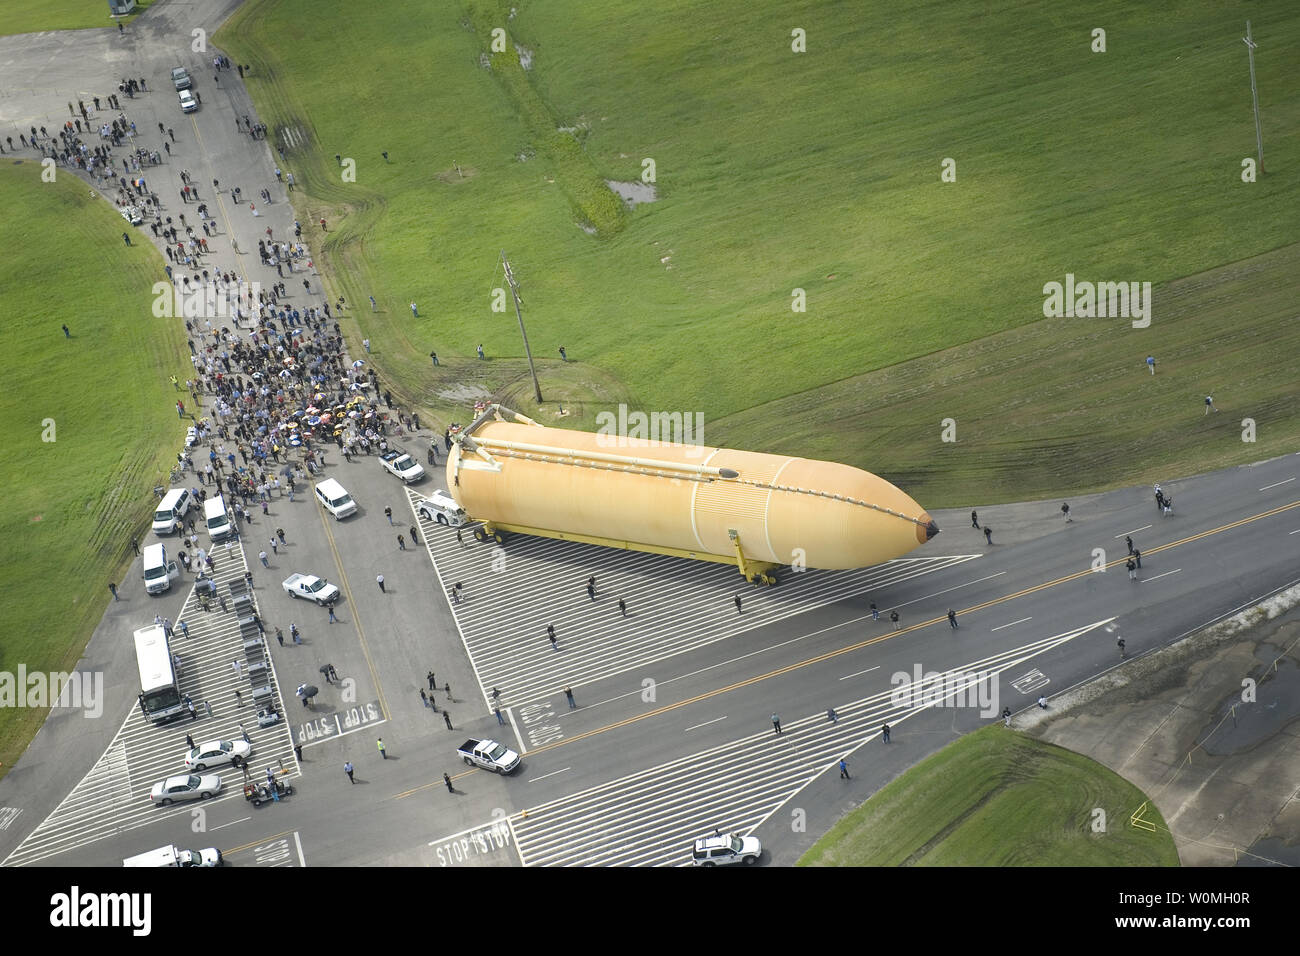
[446,406,938,577]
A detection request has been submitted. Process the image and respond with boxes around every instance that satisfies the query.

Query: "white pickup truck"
[282,572,341,605]
[457,738,520,774]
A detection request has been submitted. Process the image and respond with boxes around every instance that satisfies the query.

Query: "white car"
[184,739,251,771]
[380,450,425,483]
[150,773,222,806]
[690,833,762,866]
[416,490,468,526]
[178,89,198,113]
[120,206,144,226]
[282,573,340,605]
[314,478,357,519]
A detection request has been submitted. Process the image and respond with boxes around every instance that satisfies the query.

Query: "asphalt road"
[1,3,1297,868]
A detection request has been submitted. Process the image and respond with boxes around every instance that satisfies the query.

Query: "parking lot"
[4,540,296,866]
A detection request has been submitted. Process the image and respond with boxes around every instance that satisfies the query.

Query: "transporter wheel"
[492,532,505,544]
[473,528,488,542]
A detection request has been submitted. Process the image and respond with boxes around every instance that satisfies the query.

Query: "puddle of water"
[606,180,658,208]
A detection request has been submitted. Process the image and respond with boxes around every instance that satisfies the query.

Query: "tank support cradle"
[728,530,778,586]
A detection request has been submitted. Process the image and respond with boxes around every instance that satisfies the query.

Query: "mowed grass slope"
[800,726,1179,866]
[218,0,1300,506]
[0,0,154,36]
[0,163,186,771]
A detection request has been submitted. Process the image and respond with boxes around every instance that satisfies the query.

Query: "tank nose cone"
[917,514,940,544]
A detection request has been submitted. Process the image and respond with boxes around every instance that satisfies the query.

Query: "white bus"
[134,625,184,723]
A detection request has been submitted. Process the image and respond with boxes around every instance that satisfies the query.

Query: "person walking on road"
[771,713,782,735]
[564,687,576,709]
[344,761,355,783]
[870,601,879,621]
[328,605,337,623]
[947,608,958,629]
[839,759,850,780]
[377,738,387,759]
[734,594,742,614]
[971,510,979,528]
[409,525,419,546]
[444,772,453,793]
[826,708,838,724]
[495,706,505,725]
[1061,502,1072,522]
[397,534,406,550]
[443,712,453,730]
[618,598,627,616]
[1118,637,1127,658]
[1126,535,1134,554]
[890,610,901,630]
[983,526,993,545]
[882,723,891,743]
[1133,548,1142,569]
[384,506,393,525]
[186,733,195,749]
[548,625,558,651]
[109,582,119,601]
[427,671,436,691]
[1126,557,1137,581]
[420,689,429,707]
[376,574,385,593]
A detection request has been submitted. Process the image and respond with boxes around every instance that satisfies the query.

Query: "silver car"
[150,773,221,806]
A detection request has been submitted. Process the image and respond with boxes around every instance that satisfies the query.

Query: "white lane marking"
[887,570,1006,612]
[1115,525,1152,537]
[839,666,881,681]
[209,816,251,831]
[1289,529,1300,535]
[527,767,571,784]
[506,707,526,755]
[1142,569,1181,583]
[683,716,728,732]
[991,617,1032,632]
[294,830,306,867]
[1259,477,1295,491]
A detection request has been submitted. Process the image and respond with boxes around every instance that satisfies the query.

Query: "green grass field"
[0,0,154,36]
[0,163,186,771]
[799,726,1179,865]
[217,0,1300,507]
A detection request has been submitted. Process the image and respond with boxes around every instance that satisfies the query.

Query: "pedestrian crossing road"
[408,488,980,709]
[508,620,1111,866]
[3,542,298,866]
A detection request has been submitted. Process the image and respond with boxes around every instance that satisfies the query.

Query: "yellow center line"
[392,498,1300,800]
[317,493,390,723]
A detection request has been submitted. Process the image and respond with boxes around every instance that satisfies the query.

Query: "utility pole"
[1243,21,1264,173]
[500,251,543,404]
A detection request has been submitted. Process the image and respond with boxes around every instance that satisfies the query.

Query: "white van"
[205,496,235,541]
[416,490,468,527]
[152,488,192,535]
[142,543,180,595]
[123,844,222,867]
[314,478,357,519]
